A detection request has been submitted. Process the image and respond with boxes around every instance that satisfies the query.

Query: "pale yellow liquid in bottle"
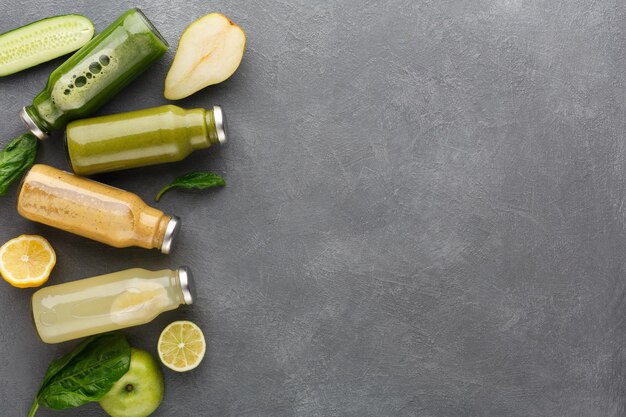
[32,268,184,343]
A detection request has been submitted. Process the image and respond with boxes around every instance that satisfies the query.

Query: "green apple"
[164,13,246,100]
[99,348,164,417]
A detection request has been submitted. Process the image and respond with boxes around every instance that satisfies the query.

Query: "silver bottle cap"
[160,216,180,254]
[213,105,227,144]
[19,107,48,140]
[177,266,195,305]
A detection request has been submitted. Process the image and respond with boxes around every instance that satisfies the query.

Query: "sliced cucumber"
[0,14,94,77]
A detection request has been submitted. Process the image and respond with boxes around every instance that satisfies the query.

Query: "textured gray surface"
[0,0,624,416]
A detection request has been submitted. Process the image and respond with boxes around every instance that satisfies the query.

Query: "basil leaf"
[0,133,38,196]
[36,332,130,410]
[156,171,225,201]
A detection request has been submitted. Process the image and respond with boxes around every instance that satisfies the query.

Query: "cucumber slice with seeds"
[0,14,94,77]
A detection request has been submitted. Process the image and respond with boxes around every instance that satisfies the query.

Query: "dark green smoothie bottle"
[65,104,227,175]
[20,8,168,139]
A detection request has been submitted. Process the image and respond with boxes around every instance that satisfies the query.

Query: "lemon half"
[0,234,56,288]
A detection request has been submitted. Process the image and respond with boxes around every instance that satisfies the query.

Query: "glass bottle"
[31,267,194,343]
[17,164,179,253]
[20,8,168,139]
[65,104,227,175]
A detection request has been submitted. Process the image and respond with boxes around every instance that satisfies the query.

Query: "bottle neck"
[203,108,221,146]
[166,269,185,307]
[21,106,51,140]
[175,267,194,305]
[180,107,220,151]
[133,208,174,252]
[154,215,171,249]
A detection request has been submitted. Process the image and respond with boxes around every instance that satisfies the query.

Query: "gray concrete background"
[0,0,624,416]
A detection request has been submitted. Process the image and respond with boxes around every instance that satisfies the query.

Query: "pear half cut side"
[164,13,246,100]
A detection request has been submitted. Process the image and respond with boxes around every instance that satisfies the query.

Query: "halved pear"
[164,13,246,100]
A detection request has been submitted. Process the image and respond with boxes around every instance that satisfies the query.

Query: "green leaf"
[0,133,38,196]
[40,334,99,389]
[35,332,130,411]
[156,171,225,201]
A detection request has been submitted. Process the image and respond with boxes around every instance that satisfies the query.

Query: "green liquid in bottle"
[66,104,227,175]
[21,8,168,138]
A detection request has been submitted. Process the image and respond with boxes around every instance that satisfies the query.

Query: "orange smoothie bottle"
[17,164,179,253]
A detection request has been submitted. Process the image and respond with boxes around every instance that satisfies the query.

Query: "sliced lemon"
[158,320,206,372]
[0,234,56,288]
[110,282,169,325]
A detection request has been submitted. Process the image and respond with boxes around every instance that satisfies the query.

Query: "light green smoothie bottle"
[65,104,227,175]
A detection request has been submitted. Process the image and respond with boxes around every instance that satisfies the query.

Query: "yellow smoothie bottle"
[31,267,194,343]
[17,164,179,253]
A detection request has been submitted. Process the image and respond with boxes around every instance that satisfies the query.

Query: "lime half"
[158,320,206,372]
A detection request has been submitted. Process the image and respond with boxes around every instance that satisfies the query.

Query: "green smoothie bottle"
[20,8,168,139]
[65,104,227,175]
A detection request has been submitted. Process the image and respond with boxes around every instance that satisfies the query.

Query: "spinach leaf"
[0,133,37,196]
[28,332,130,416]
[156,171,225,201]
[40,334,98,388]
